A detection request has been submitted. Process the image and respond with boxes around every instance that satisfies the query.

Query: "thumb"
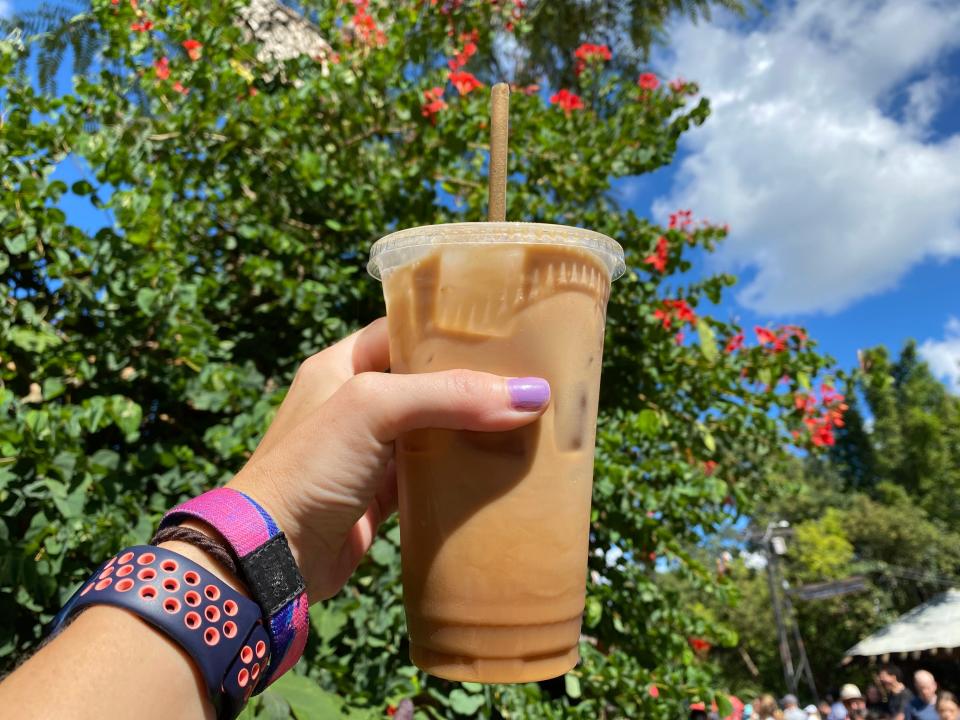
[337,369,551,444]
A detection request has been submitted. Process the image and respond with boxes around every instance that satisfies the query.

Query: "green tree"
[1,2,836,717]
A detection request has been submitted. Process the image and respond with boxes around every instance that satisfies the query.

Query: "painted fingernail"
[507,377,551,411]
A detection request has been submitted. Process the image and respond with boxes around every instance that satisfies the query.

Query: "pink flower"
[644,236,668,273]
[724,333,744,354]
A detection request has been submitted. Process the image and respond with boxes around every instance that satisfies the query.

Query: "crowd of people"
[691,665,959,720]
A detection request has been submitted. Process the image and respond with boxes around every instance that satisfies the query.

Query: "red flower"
[448,70,482,96]
[667,299,696,325]
[724,333,744,354]
[637,72,659,91]
[131,20,154,32]
[172,81,189,95]
[447,37,478,70]
[550,89,584,114]
[386,705,397,717]
[644,236,668,273]
[421,87,447,121]
[704,460,717,476]
[649,684,660,698]
[754,326,778,345]
[153,56,170,80]
[689,637,712,653]
[182,39,203,61]
[653,308,672,330]
[674,331,685,345]
[573,42,611,75]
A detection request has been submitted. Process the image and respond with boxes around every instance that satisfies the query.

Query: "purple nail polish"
[507,377,551,411]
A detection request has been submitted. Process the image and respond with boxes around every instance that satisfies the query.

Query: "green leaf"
[42,377,65,401]
[370,538,397,566]
[309,604,348,646]
[696,319,717,362]
[696,422,716,454]
[585,595,602,628]
[564,673,582,699]
[637,408,660,437]
[324,219,343,231]
[109,396,142,438]
[758,368,772,388]
[449,689,486,716]
[797,371,811,391]
[270,673,348,719]
[460,682,484,694]
[136,287,161,315]
[715,693,733,717]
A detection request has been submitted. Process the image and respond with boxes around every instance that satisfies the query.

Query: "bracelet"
[51,545,270,720]
[151,525,240,577]
[159,487,309,688]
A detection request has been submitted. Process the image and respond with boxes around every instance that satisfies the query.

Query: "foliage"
[706,344,960,700]
[1,1,836,716]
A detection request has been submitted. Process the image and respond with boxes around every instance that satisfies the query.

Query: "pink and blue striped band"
[160,487,309,689]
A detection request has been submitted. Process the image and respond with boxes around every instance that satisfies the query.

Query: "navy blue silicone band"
[52,545,270,720]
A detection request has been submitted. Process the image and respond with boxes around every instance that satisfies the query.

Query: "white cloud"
[919,316,960,393]
[652,0,960,315]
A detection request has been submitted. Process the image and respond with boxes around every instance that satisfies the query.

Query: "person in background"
[756,694,781,720]
[841,684,868,720]
[937,691,959,720]
[805,704,822,719]
[783,694,808,720]
[879,664,915,720]
[905,670,939,720]
[867,685,888,715]
[829,690,850,720]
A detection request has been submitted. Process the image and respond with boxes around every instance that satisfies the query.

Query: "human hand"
[227,317,551,601]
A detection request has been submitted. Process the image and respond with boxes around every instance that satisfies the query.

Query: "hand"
[227,317,551,601]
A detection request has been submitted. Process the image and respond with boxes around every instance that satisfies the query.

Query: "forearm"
[0,530,245,720]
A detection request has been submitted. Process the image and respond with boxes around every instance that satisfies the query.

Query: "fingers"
[254,318,390,457]
[335,369,551,445]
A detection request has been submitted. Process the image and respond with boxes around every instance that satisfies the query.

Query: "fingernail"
[507,377,551,411]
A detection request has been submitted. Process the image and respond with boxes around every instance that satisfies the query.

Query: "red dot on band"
[183,571,200,585]
[241,646,253,664]
[95,578,113,591]
[162,578,180,593]
[138,568,156,581]
[223,599,238,616]
[251,663,261,681]
[184,612,201,629]
[81,583,95,597]
[137,552,155,565]
[163,597,181,614]
[237,668,249,688]
[161,560,178,573]
[185,591,201,607]
[204,585,220,601]
[140,586,157,600]
[116,578,135,593]
[222,621,237,639]
[117,565,133,577]
[255,640,266,659]
[205,605,220,622]
[98,566,114,580]
[204,628,220,646]
[118,551,135,564]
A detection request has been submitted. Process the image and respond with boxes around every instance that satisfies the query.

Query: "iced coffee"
[368,222,624,683]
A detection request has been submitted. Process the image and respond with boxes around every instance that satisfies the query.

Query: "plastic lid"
[367,222,626,281]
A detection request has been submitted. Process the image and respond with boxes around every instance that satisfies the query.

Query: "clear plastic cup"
[369,222,624,683]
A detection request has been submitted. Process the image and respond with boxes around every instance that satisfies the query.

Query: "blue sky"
[5,0,960,388]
